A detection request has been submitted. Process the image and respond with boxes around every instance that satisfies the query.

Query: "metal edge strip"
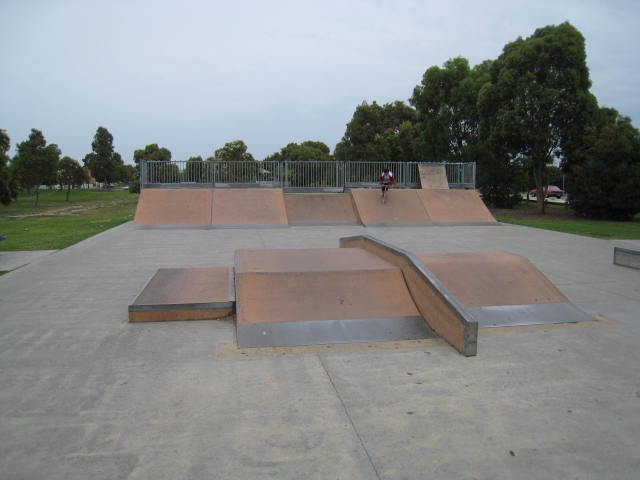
[467,302,595,327]
[128,301,235,312]
[236,315,435,348]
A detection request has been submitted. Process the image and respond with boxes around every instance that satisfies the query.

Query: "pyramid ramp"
[234,248,435,348]
[134,188,213,226]
[284,192,360,225]
[417,189,497,224]
[416,251,593,327]
[350,188,432,226]
[212,188,288,227]
[418,164,449,189]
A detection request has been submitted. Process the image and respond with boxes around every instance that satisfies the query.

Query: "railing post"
[472,162,476,190]
[139,160,145,189]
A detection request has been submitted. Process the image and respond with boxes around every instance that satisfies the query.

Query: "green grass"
[0,189,138,251]
[492,203,640,239]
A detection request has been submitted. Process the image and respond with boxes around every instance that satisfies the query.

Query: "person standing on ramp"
[379,168,395,203]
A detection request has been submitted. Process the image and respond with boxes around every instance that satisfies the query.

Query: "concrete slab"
[128,267,234,322]
[350,188,431,226]
[1,222,639,479]
[284,193,360,225]
[418,163,449,189]
[417,189,497,224]
[0,249,56,271]
[235,248,433,347]
[212,188,288,227]
[134,188,213,226]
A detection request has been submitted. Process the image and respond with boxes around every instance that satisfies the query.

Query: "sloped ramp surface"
[284,193,360,225]
[350,188,431,226]
[212,188,288,227]
[419,163,449,189]
[234,248,435,348]
[417,189,497,224]
[134,188,213,226]
[416,251,593,327]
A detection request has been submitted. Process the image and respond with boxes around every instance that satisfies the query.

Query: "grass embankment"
[492,203,640,239]
[0,189,138,251]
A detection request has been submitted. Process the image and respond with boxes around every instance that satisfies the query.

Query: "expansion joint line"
[317,354,382,480]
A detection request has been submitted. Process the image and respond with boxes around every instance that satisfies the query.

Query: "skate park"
[1,162,639,479]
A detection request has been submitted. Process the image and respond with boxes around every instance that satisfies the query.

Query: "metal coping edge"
[338,234,478,356]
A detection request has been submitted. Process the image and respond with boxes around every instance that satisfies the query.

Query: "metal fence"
[140,160,475,190]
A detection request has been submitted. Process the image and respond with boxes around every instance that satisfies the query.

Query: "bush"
[128,178,140,194]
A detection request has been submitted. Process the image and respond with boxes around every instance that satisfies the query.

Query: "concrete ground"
[0,249,56,272]
[1,222,639,479]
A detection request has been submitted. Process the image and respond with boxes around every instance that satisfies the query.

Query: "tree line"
[0,126,136,205]
[332,22,639,219]
[2,22,638,218]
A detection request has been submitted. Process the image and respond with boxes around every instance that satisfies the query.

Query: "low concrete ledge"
[339,235,478,356]
[614,247,640,270]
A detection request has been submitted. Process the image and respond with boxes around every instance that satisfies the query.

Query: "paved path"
[1,223,639,479]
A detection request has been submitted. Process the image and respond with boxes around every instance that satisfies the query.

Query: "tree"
[265,141,332,162]
[334,101,417,163]
[12,129,60,205]
[0,129,16,205]
[212,140,255,162]
[133,143,172,166]
[210,140,257,183]
[184,156,208,183]
[118,163,138,183]
[58,157,88,201]
[478,22,592,213]
[264,141,333,187]
[83,127,121,186]
[411,57,492,163]
[567,108,640,219]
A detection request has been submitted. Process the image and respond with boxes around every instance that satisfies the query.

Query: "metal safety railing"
[140,160,476,191]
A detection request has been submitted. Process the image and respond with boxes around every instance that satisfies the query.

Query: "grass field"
[0,189,138,251]
[492,203,640,239]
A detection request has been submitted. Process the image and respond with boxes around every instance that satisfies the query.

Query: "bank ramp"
[212,188,288,227]
[417,189,497,224]
[416,251,592,327]
[350,188,432,226]
[284,193,360,226]
[234,248,436,348]
[418,163,449,189]
[134,188,213,226]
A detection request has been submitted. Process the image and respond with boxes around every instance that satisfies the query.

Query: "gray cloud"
[1,0,638,162]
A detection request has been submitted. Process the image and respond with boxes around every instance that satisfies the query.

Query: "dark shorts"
[381,183,390,191]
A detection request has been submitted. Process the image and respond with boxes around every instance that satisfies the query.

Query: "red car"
[529,185,565,199]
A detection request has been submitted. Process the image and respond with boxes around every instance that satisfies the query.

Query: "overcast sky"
[1,0,639,163]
